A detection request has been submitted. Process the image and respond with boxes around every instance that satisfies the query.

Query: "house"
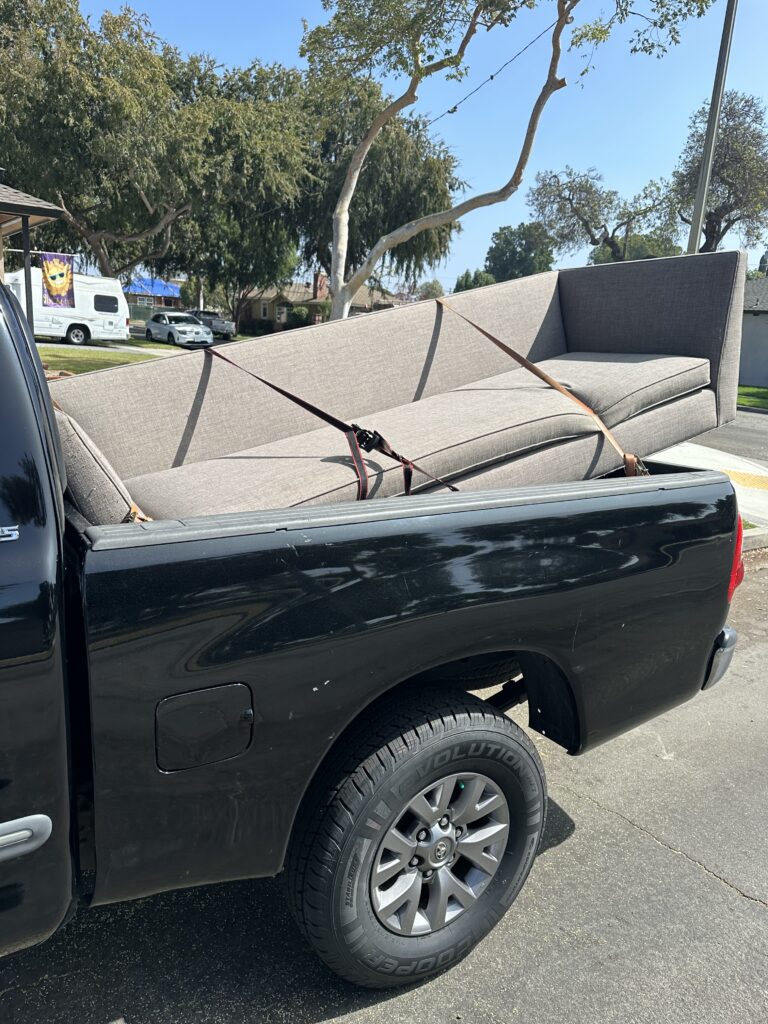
[124,275,183,318]
[741,278,768,387]
[246,272,398,328]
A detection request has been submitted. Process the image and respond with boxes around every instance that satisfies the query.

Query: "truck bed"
[67,464,738,905]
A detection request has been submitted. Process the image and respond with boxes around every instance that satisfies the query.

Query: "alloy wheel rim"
[370,772,510,936]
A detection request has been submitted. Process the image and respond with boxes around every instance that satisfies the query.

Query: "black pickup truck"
[0,285,744,989]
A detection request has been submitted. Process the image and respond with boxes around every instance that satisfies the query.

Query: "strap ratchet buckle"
[352,424,384,453]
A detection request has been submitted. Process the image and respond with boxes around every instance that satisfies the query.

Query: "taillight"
[727,514,745,602]
[126,317,130,326]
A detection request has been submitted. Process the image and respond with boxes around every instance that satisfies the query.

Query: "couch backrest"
[49,271,566,479]
[558,250,746,423]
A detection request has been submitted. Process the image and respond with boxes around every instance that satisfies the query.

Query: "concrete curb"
[737,405,768,415]
[744,525,768,551]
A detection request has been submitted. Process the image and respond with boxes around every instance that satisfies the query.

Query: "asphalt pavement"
[2,555,767,1024]
[695,410,768,466]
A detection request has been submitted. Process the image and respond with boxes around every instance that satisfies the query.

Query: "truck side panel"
[80,477,736,905]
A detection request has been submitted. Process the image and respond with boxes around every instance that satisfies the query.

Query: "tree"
[454,269,495,292]
[0,4,308,279]
[417,279,445,300]
[301,0,716,318]
[527,167,675,261]
[151,63,309,331]
[484,222,554,280]
[672,91,768,252]
[589,231,682,263]
[296,80,461,291]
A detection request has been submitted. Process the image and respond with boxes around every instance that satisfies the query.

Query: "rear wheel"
[287,687,546,988]
[65,324,89,346]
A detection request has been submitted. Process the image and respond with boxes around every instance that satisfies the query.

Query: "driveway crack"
[559,786,768,910]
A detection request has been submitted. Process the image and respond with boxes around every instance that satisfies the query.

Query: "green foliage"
[589,231,682,263]
[484,222,554,280]
[0,4,309,277]
[454,268,496,292]
[301,1,523,85]
[298,79,461,282]
[417,279,445,300]
[571,1,715,60]
[287,305,312,328]
[672,91,768,252]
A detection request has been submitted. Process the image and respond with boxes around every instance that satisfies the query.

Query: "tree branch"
[341,2,575,301]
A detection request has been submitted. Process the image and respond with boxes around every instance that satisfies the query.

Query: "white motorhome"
[6,268,130,344]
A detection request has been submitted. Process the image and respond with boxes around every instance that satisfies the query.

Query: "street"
[696,410,768,466]
[2,555,767,1024]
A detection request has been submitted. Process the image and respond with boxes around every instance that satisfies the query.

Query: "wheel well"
[283,649,580,870]
[394,650,580,753]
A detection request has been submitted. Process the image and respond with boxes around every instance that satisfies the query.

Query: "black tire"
[145,329,153,340]
[65,324,89,346]
[167,332,176,345]
[222,333,231,341]
[287,687,546,989]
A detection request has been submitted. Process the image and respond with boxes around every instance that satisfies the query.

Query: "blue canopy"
[127,276,181,299]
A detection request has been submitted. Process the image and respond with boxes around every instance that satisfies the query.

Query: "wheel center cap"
[434,840,449,861]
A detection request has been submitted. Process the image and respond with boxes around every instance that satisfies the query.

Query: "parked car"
[6,268,129,345]
[185,308,235,339]
[145,312,213,347]
[0,280,746,990]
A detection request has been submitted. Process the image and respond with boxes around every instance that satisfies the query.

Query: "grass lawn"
[38,345,157,375]
[738,386,768,411]
[120,336,176,350]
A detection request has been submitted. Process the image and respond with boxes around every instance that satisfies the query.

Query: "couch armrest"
[558,251,746,425]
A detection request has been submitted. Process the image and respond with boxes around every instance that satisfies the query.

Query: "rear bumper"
[702,626,738,690]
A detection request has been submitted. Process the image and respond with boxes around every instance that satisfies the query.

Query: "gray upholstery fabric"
[127,387,594,518]
[558,250,746,425]
[49,271,566,480]
[55,410,135,524]
[460,352,710,427]
[450,389,718,492]
[129,388,717,520]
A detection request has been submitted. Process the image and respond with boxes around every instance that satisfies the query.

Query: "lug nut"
[455,825,463,837]
[424,869,434,878]
[417,829,429,842]
[439,815,450,828]
[409,856,420,867]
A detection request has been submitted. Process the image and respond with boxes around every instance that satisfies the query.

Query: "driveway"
[3,558,767,1024]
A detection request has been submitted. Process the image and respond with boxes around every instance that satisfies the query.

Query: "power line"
[427,20,558,128]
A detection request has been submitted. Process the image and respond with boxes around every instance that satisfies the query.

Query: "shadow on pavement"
[1,800,576,1024]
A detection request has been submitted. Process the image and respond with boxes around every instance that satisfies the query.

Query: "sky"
[79,0,768,291]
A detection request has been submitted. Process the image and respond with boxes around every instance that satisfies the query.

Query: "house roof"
[0,183,62,237]
[744,279,768,313]
[251,280,396,310]
[125,275,181,299]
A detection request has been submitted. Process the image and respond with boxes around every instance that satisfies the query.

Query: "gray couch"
[50,251,746,525]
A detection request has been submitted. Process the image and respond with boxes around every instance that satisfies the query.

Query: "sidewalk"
[651,440,768,546]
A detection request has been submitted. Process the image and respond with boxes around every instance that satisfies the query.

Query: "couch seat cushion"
[458,352,710,428]
[126,385,595,519]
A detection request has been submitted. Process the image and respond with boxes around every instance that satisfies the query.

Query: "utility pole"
[686,0,739,254]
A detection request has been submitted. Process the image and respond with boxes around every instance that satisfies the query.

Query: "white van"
[6,268,130,344]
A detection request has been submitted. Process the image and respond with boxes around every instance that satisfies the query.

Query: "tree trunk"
[699,211,721,252]
[330,285,352,320]
[325,2,574,319]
